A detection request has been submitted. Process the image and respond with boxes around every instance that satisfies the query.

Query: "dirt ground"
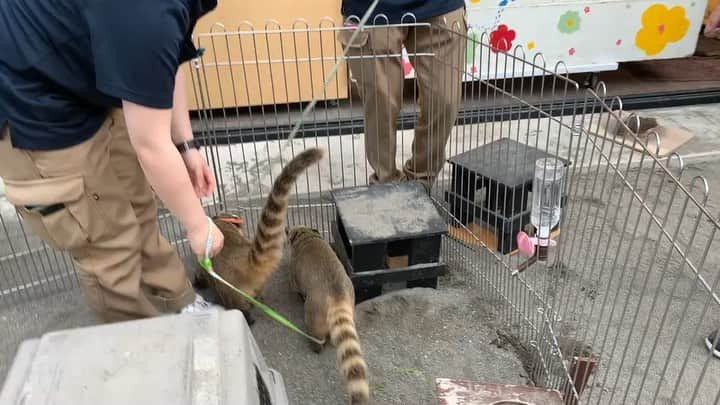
[0,261,531,405]
[248,264,529,405]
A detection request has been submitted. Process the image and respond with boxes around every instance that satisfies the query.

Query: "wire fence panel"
[1,17,719,404]
[0,205,79,306]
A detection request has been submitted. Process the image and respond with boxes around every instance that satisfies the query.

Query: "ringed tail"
[328,298,370,405]
[250,147,324,272]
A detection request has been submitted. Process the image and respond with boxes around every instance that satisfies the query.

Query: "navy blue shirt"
[0,0,217,150]
[342,0,465,24]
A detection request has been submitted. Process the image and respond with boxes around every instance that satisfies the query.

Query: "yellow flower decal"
[527,41,535,50]
[635,4,689,56]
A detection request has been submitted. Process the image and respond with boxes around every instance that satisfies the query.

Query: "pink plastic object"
[516,231,557,257]
[517,231,535,257]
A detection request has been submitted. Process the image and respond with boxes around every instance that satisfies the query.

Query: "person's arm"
[170,69,215,197]
[170,69,194,144]
[122,100,223,257]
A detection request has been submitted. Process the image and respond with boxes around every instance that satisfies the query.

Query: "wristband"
[175,139,201,154]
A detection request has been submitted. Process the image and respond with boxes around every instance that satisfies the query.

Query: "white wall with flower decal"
[400,0,706,79]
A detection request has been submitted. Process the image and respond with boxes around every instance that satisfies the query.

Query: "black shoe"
[706,330,720,359]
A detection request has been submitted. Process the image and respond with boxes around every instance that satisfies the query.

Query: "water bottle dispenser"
[513,158,565,275]
[531,158,564,260]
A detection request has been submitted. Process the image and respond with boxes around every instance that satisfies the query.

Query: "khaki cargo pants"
[342,8,467,187]
[0,110,194,322]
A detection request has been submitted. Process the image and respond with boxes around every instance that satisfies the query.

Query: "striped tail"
[328,298,370,405]
[249,147,324,276]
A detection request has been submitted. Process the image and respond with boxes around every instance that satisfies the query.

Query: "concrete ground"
[517,159,720,405]
[2,103,720,404]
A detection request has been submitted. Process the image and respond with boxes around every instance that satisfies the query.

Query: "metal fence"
[1,17,719,404]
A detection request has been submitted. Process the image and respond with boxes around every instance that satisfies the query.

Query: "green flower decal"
[466,30,479,62]
[558,11,581,34]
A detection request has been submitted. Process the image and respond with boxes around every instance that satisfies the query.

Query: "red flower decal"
[489,24,516,53]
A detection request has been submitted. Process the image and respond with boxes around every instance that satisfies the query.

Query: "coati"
[287,226,370,405]
[198,148,324,321]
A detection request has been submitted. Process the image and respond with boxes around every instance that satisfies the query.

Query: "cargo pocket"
[338,26,372,97]
[4,175,95,250]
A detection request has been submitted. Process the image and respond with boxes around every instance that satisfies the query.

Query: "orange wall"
[184,1,348,110]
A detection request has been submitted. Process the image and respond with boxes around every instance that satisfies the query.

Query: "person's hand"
[188,219,224,259]
[182,148,215,198]
[706,6,720,38]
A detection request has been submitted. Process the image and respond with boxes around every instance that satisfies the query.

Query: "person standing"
[0,0,225,322]
[340,0,467,190]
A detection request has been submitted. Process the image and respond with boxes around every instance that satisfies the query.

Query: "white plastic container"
[0,310,288,405]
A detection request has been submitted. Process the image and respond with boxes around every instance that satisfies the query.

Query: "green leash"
[198,217,325,345]
[194,0,384,344]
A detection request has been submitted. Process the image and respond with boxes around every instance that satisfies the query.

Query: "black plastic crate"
[444,138,569,254]
[330,182,447,301]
